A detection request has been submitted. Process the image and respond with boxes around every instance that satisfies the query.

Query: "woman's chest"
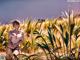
[10,32,22,44]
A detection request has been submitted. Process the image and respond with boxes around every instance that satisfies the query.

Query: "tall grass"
[0,11,80,60]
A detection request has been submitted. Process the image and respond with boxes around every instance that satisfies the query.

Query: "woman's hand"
[8,44,15,49]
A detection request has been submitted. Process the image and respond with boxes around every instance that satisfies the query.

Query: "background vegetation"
[0,11,80,60]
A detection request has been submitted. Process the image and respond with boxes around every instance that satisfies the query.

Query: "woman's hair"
[12,19,20,26]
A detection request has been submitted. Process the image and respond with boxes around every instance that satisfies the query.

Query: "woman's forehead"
[13,23,20,25]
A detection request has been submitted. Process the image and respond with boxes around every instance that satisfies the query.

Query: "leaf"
[70,23,75,36]
[53,46,62,52]
[33,30,40,34]
[47,27,54,48]
[0,27,5,37]
[27,20,31,28]
[35,35,42,39]
[64,32,69,47]
[73,26,80,39]
[52,34,56,42]
[54,25,62,34]
[57,38,61,47]
[17,54,28,60]
[27,54,38,60]
[37,43,50,51]
[60,24,63,33]
[65,11,69,18]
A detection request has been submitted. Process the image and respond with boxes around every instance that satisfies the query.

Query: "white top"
[9,30,23,44]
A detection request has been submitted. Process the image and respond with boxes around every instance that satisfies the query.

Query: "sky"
[0,0,80,23]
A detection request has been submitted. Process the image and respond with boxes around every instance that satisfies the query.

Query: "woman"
[6,20,24,60]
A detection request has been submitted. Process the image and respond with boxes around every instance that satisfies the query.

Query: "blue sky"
[0,0,80,23]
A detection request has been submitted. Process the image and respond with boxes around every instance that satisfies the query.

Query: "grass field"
[0,11,80,60]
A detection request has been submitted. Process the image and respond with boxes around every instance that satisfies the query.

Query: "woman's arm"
[8,31,15,49]
[19,32,24,43]
[8,31,12,44]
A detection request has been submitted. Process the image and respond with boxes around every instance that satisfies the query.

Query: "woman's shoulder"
[9,30,14,34]
[18,30,24,38]
[19,30,24,34]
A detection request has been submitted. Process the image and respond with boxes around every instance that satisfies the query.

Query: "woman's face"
[13,23,20,30]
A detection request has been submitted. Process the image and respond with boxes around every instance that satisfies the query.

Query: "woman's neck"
[14,29,19,33]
